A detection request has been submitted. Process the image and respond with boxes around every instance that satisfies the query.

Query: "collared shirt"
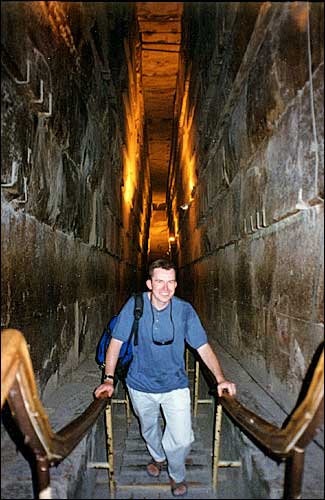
[112,292,208,393]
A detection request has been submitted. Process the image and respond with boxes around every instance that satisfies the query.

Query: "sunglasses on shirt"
[150,298,175,346]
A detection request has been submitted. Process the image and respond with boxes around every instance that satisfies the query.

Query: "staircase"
[89,359,243,500]
[90,380,224,499]
[113,414,215,499]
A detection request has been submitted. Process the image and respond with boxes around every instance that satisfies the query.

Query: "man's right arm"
[197,343,236,397]
[94,338,123,399]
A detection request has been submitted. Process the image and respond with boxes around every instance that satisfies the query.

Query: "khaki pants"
[127,386,194,483]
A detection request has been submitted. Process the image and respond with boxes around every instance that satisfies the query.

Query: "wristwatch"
[103,374,115,382]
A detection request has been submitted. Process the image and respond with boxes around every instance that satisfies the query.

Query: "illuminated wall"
[1,1,151,392]
[168,2,324,417]
[167,66,199,264]
[121,37,151,270]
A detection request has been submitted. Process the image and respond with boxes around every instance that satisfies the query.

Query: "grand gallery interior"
[1,2,324,499]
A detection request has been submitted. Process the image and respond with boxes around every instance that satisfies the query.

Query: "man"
[95,258,236,497]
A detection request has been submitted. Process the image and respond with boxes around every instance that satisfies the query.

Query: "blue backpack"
[95,292,144,381]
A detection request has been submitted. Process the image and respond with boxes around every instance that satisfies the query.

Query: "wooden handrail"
[1,329,108,498]
[193,344,324,499]
[203,347,324,459]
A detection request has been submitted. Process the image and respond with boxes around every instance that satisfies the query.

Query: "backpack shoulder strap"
[131,292,143,346]
[134,292,144,319]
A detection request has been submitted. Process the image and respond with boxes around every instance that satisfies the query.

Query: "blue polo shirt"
[112,292,208,393]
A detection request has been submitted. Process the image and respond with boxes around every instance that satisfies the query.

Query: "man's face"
[146,267,177,308]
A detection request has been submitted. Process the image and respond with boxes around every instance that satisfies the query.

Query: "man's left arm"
[197,343,236,397]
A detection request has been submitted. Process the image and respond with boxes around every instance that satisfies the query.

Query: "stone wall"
[166,5,324,496]
[170,1,324,415]
[1,2,150,394]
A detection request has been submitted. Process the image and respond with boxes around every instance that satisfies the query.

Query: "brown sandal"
[170,479,188,497]
[146,459,166,478]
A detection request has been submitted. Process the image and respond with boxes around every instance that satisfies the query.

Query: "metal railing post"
[193,359,200,417]
[105,402,116,497]
[192,357,213,417]
[126,391,131,426]
[212,403,223,491]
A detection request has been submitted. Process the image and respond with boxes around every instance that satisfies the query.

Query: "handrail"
[192,345,324,498]
[1,329,108,498]
[203,348,324,458]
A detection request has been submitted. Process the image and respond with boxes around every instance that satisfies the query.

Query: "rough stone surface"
[1,2,150,395]
[172,1,324,415]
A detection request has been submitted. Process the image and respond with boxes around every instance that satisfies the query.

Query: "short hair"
[148,259,177,278]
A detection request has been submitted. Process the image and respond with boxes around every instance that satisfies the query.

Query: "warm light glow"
[178,77,197,207]
[290,2,309,32]
[122,47,142,208]
[168,71,197,248]
[122,133,137,206]
[172,197,179,240]
[168,236,176,242]
[39,2,77,56]
[120,40,151,258]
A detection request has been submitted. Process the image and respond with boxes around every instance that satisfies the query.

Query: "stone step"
[121,449,211,466]
[114,481,216,499]
[92,482,110,499]
[125,430,210,453]
[126,418,209,431]
[123,441,209,456]
[109,403,215,498]
[118,463,212,484]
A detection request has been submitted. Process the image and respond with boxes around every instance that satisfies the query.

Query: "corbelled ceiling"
[136,2,183,256]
